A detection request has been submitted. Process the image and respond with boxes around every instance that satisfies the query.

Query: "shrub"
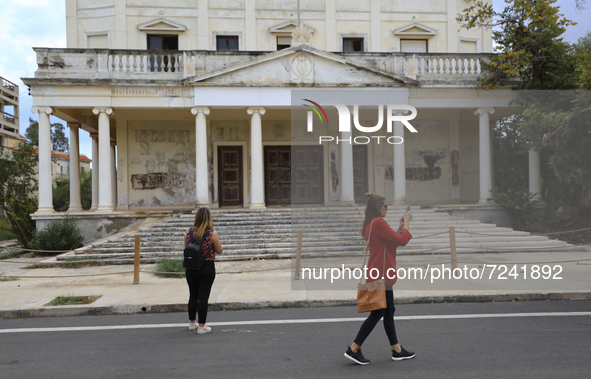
[154,259,184,278]
[34,214,84,255]
[490,187,542,230]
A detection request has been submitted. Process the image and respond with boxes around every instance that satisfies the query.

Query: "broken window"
[216,36,239,51]
[343,38,364,52]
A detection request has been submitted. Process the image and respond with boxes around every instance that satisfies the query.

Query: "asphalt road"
[1,300,590,379]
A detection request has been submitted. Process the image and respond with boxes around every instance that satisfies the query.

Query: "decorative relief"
[290,53,314,83]
[112,87,184,97]
[409,89,479,98]
[292,23,312,46]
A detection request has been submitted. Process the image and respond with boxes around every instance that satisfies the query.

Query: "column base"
[339,201,357,207]
[249,203,266,209]
[34,207,55,215]
[68,205,83,212]
[195,202,211,208]
[393,198,407,205]
[478,199,494,205]
[96,206,114,213]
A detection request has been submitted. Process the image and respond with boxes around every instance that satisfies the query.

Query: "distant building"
[0,76,20,149]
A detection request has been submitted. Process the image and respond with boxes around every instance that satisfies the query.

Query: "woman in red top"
[344,193,415,365]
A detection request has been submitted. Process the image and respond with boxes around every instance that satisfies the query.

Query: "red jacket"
[364,217,412,286]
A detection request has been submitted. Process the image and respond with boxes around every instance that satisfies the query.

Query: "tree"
[0,141,39,248]
[25,118,70,152]
[52,170,93,212]
[457,0,577,90]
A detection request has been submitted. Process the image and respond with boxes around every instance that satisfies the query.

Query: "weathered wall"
[459,121,479,202]
[127,120,196,207]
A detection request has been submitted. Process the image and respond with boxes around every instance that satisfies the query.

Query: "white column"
[529,149,541,200]
[191,107,210,206]
[32,107,54,214]
[92,107,114,212]
[475,107,495,203]
[247,107,266,209]
[90,133,99,210]
[393,119,406,204]
[68,122,83,211]
[340,132,355,204]
[110,142,117,208]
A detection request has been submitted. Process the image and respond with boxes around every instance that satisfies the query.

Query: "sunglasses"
[381,204,388,210]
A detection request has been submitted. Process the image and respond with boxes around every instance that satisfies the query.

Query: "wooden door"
[218,146,243,207]
[353,145,368,204]
[292,146,324,205]
[264,146,291,206]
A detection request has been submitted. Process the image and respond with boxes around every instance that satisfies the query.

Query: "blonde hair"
[360,193,386,236]
[193,207,214,240]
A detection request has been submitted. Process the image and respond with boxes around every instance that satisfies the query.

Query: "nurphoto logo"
[303,100,418,145]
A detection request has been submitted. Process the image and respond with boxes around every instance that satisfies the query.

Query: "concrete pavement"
[1,248,591,319]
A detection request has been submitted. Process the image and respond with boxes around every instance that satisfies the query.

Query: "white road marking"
[1,311,590,334]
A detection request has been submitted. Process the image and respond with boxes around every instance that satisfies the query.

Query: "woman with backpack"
[184,207,223,334]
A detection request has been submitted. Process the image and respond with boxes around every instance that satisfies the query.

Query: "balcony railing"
[1,111,16,123]
[31,48,491,83]
[1,76,17,91]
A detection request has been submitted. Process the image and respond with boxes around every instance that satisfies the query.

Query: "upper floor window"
[277,36,291,50]
[217,36,239,51]
[400,39,428,53]
[147,34,178,50]
[343,38,364,52]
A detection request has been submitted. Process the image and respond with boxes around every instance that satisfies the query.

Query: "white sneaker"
[188,323,196,331]
[197,325,211,335]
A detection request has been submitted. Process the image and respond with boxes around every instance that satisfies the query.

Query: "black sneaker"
[344,347,370,365]
[391,347,415,361]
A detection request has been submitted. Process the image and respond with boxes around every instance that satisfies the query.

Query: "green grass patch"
[46,295,102,306]
[0,228,16,242]
[0,272,19,281]
[61,257,86,269]
[153,259,185,278]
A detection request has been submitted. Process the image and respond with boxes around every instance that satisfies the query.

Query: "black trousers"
[354,289,398,346]
[185,261,216,324]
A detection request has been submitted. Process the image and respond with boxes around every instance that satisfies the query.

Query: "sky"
[0,0,589,164]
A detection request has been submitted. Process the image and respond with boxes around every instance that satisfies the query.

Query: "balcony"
[0,76,18,137]
[30,48,492,85]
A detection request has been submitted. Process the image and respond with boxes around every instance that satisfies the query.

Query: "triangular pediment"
[392,22,438,36]
[184,46,416,86]
[137,17,187,32]
[269,21,315,34]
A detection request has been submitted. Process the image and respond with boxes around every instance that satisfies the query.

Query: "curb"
[1,292,590,319]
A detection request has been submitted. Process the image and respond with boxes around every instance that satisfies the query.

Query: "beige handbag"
[356,220,387,313]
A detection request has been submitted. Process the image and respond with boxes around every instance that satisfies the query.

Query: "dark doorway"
[353,145,369,204]
[292,146,324,205]
[264,146,291,206]
[218,146,243,207]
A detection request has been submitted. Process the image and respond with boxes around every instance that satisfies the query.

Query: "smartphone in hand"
[397,206,411,233]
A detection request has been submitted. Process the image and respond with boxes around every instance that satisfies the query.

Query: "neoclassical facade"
[22,1,543,236]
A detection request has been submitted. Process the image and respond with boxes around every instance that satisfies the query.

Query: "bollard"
[294,230,303,280]
[133,234,140,284]
[449,226,457,270]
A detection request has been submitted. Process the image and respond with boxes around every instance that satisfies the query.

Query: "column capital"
[31,106,53,115]
[191,106,210,116]
[89,132,99,139]
[474,107,495,116]
[67,122,81,128]
[92,107,114,116]
[247,107,266,115]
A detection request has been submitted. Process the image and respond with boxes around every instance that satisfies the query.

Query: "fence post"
[294,230,303,280]
[449,226,457,270]
[133,234,140,284]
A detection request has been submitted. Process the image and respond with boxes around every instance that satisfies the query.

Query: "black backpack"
[183,229,212,270]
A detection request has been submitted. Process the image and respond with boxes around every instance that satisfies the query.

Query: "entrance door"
[264,146,291,206]
[218,146,243,207]
[293,146,324,205]
[353,145,369,204]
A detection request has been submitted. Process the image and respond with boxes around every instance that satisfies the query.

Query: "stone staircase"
[63,206,572,264]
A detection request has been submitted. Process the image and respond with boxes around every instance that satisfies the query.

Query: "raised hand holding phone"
[397,206,411,233]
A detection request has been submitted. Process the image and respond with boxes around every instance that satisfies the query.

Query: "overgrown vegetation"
[60,257,86,269]
[34,215,84,255]
[460,0,591,229]
[53,170,93,212]
[0,272,19,282]
[154,259,184,278]
[47,295,101,306]
[0,141,39,249]
[0,216,16,241]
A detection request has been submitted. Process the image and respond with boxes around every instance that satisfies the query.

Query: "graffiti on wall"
[451,150,459,186]
[131,172,187,190]
[135,129,191,155]
[406,151,446,181]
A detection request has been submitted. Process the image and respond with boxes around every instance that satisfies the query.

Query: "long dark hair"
[193,207,214,239]
[360,193,386,236]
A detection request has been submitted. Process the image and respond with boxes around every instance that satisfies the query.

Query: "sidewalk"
[1,248,590,319]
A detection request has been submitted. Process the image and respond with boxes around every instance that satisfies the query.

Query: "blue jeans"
[354,289,398,346]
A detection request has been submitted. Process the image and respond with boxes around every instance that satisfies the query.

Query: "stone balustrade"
[31,48,491,82]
